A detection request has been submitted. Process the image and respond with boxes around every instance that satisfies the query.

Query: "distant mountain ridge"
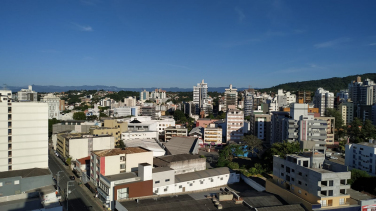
[6,73,375,93]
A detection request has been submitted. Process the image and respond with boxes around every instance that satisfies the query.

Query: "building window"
[298,181,302,185]
[155,181,160,184]
[0,182,2,187]
[329,180,333,186]
[281,164,284,168]
[120,164,125,169]
[339,198,345,205]
[298,172,302,176]
[179,185,182,189]
[321,200,327,207]
[165,179,170,182]
[328,190,333,196]
[14,180,19,185]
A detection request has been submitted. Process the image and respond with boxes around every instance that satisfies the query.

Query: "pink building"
[196,118,218,128]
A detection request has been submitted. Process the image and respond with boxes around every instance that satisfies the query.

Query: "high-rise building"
[313,88,334,116]
[193,79,208,115]
[226,109,244,142]
[348,77,376,106]
[41,93,61,120]
[17,85,37,102]
[124,96,137,107]
[0,91,48,171]
[140,90,150,102]
[244,90,253,117]
[296,91,312,103]
[338,100,354,125]
[224,84,238,110]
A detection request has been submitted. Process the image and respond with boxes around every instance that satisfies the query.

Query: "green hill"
[258,73,376,93]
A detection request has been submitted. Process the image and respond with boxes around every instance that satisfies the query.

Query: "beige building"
[90,147,153,185]
[203,124,222,146]
[56,133,115,160]
[90,119,128,144]
[164,125,187,142]
[226,109,244,142]
[315,117,335,146]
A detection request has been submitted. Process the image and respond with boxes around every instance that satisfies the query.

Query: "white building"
[139,90,149,102]
[122,131,158,141]
[193,79,208,115]
[17,85,37,102]
[226,109,244,142]
[345,140,376,176]
[224,84,238,110]
[114,106,138,117]
[124,97,136,107]
[41,93,61,120]
[0,93,48,171]
[313,88,334,116]
[203,124,222,146]
[129,116,175,136]
[243,90,253,117]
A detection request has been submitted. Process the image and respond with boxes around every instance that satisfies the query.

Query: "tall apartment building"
[0,92,48,171]
[338,100,354,125]
[224,84,238,110]
[140,106,157,119]
[243,90,253,117]
[313,88,334,116]
[140,90,149,102]
[250,113,271,145]
[124,97,136,107]
[193,79,208,115]
[277,89,296,107]
[296,91,312,103]
[269,154,351,210]
[345,140,376,176]
[17,85,37,102]
[150,89,167,100]
[226,109,244,142]
[336,90,349,101]
[41,93,61,120]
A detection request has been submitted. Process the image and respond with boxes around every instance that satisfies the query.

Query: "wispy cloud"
[314,37,350,48]
[166,64,190,70]
[72,23,93,32]
[369,43,376,46]
[234,7,245,22]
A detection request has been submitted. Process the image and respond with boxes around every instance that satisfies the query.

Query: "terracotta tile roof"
[93,147,149,157]
[76,156,90,165]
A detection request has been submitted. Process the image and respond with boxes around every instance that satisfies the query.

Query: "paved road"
[49,150,104,211]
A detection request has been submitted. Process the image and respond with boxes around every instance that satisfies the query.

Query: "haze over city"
[1,0,376,88]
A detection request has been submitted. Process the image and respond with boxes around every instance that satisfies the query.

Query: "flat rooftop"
[175,167,231,183]
[93,147,149,157]
[154,154,202,166]
[104,172,138,182]
[123,139,165,154]
[152,167,174,173]
[356,142,376,148]
[0,168,51,179]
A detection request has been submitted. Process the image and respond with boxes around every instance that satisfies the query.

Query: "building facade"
[41,93,61,120]
[224,84,238,110]
[17,85,37,102]
[203,124,222,146]
[193,79,208,115]
[250,113,271,145]
[164,126,188,142]
[313,88,334,116]
[226,109,244,142]
[345,140,376,176]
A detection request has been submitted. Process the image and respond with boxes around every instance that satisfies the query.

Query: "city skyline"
[1,1,376,88]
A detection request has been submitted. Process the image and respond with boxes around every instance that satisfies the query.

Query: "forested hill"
[258,73,376,93]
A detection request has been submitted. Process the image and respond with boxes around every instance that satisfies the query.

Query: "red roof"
[77,156,90,165]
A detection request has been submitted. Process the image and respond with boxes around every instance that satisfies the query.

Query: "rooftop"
[152,167,174,173]
[154,154,203,167]
[122,139,165,155]
[175,167,231,183]
[356,142,376,148]
[348,188,374,201]
[164,137,197,155]
[76,156,90,165]
[93,147,149,157]
[104,172,138,182]
[0,168,51,179]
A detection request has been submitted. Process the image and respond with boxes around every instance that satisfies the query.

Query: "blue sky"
[1,0,375,88]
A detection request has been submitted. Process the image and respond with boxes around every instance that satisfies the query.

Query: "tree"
[363,119,376,140]
[87,115,97,121]
[241,135,263,157]
[66,156,72,166]
[227,162,239,170]
[217,144,243,167]
[116,139,126,149]
[263,141,300,172]
[325,108,344,129]
[73,112,86,120]
[99,112,108,117]
[172,110,185,122]
[216,111,226,119]
[348,118,363,143]
[48,118,61,138]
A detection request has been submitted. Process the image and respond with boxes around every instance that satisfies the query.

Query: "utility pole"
[56,171,63,193]
[66,181,74,211]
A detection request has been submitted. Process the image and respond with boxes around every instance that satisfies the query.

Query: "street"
[49,149,104,211]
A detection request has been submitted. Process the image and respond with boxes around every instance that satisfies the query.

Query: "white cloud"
[314,37,350,48]
[369,43,376,46]
[73,23,93,32]
[234,7,245,22]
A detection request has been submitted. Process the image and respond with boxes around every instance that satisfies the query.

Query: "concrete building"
[250,113,272,145]
[277,89,296,107]
[59,99,65,111]
[140,106,157,119]
[195,118,218,128]
[226,109,244,142]
[153,154,206,175]
[297,91,312,103]
[271,111,290,145]
[345,140,376,176]
[0,99,48,171]
[193,79,208,115]
[91,147,153,185]
[139,90,149,102]
[313,88,334,116]
[56,133,115,160]
[336,90,349,101]
[150,89,167,100]
[90,119,128,144]
[17,85,37,102]
[338,100,354,125]
[244,90,254,117]
[124,97,136,107]
[122,139,165,157]
[224,84,238,110]
[269,154,351,210]
[315,117,336,146]
[203,123,222,146]
[41,93,61,120]
[122,130,158,141]
[114,106,138,117]
[164,125,188,142]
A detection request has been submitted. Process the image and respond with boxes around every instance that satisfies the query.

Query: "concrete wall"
[152,170,175,188]
[241,174,265,192]
[105,155,121,176]
[0,173,52,197]
[126,152,153,172]
[169,158,206,175]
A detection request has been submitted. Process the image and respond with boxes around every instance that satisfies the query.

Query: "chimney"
[138,163,152,181]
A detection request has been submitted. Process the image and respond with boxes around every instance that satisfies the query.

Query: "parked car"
[330,156,338,160]
[69,176,75,180]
